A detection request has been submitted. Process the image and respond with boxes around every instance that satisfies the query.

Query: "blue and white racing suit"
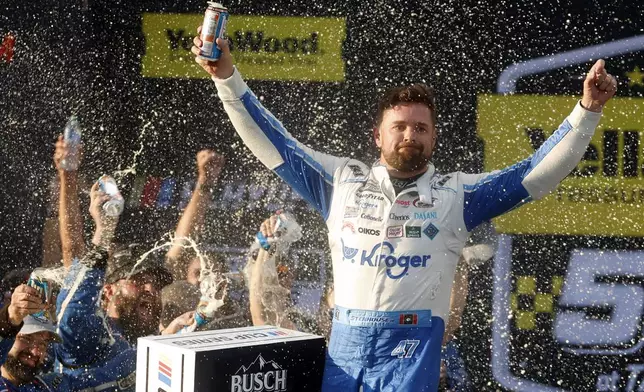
[212,68,601,391]
[54,247,134,391]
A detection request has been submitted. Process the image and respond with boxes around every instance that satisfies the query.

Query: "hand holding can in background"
[255,211,303,253]
[97,175,125,217]
[161,311,195,335]
[7,284,46,327]
[89,180,121,249]
[89,182,115,226]
[178,272,229,334]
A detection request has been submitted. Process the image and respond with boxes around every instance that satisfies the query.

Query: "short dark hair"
[106,243,173,287]
[375,84,437,126]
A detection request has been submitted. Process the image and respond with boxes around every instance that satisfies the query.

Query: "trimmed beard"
[382,143,431,172]
[3,351,42,384]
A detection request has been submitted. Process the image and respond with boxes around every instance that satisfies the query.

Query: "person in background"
[0,283,136,391]
[249,214,334,339]
[165,149,224,284]
[0,312,62,390]
[54,181,177,385]
[163,148,253,330]
[50,134,86,268]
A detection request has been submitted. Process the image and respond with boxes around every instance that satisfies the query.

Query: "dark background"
[1,1,643,390]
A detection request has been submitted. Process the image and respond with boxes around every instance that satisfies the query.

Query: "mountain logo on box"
[231,354,287,392]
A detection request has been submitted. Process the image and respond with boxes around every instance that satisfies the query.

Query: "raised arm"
[458,59,617,233]
[54,135,86,267]
[248,215,296,329]
[192,33,348,219]
[55,182,119,369]
[166,150,224,274]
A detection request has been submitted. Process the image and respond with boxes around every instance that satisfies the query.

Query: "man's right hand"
[89,182,119,249]
[197,149,225,185]
[259,214,279,239]
[89,182,113,228]
[8,284,46,326]
[191,26,234,79]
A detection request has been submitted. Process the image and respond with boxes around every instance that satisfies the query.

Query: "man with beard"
[192,33,616,391]
[1,316,62,389]
[0,316,138,391]
[54,182,173,388]
[0,285,137,391]
[101,245,173,343]
[55,245,173,373]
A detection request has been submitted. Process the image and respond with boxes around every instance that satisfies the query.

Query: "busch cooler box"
[135,326,325,392]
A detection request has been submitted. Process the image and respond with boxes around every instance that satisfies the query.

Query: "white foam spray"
[112,121,152,181]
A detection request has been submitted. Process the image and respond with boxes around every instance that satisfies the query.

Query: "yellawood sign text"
[142,13,346,82]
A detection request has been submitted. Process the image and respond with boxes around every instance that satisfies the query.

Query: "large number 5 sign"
[555,249,644,355]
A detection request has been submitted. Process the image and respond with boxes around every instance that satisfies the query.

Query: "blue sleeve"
[461,158,533,232]
[55,262,112,369]
[215,70,348,220]
[239,92,341,219]
[461,103,598,231]
[37,348,136,392]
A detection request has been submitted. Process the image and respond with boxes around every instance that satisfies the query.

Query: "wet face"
[375,103,436,173]
[3,332,51,384]
[186,258,201,286]
[107,271,164,339]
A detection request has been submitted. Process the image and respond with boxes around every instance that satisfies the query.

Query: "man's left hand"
[581,59,618,112]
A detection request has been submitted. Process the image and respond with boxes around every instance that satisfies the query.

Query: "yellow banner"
[142,13,346,82]
[477,95,644,236]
